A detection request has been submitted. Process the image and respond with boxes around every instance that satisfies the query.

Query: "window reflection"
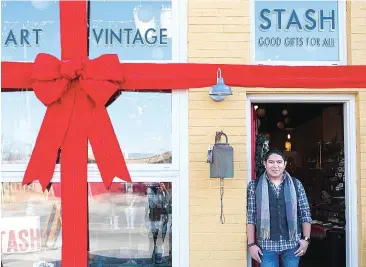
[1,0,61,62]
[88,182,172,266]
[1,91,46,164]
[88,0,173,61]
[1,182,62,267]
[1,90,172,165]
[88,91,172,164]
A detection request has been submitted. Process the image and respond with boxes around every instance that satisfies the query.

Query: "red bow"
[22,53,131,190]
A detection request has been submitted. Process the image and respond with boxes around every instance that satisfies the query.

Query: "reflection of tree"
[2,90,38,164]
[88,151,172,164]
[102,90,172,163]
[128,151,172,164]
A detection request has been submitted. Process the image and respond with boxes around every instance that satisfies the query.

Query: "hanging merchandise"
[256,108,266,117]
[277,121,285,129]
[335,143,345,183]
[282,104,288,116]
[284,117,291,125]
[255,133,269,178]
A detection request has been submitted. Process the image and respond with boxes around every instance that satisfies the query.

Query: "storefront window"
[88,0,173,61]
[1,90,172,166]
[88,91,173,164]
[1,0,61,62]
[1,91,45,165]
[2,1,186,265]
[252,0,346,64]
[88,182,172,266]
[1,182,62,267]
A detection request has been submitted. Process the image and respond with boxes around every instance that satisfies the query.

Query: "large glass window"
[1,91,45,165]
[88,0,173,61]
[88,91,173,164]
[1,182,62,267]
[1,90,173,168]
[2,0,187,266]
[88,182,172,266]
[1,0,61,62]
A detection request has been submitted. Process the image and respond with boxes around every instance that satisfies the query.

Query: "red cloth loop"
[22,53,131,190]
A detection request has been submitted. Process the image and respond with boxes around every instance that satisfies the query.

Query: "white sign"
[1,216,41,254]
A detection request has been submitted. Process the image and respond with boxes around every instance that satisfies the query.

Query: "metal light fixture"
[209,68,232,102]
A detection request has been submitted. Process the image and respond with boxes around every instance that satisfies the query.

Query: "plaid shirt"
[247,175,312,252]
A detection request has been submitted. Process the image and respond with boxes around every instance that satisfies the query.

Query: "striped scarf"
[255,171,298,241]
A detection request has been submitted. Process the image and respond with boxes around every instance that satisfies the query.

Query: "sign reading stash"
[1,216,41,254]
[254,1,341,63]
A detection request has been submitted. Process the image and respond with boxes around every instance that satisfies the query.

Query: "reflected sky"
[89,0,173,60]
[1,91,172,163]
[1,1,174,163]
[1,0,61,61]
[1,0,173,61]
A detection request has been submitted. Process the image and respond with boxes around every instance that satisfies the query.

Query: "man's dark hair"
[263,148,287,162]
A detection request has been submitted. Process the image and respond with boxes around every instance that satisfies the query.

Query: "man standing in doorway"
[247,149,312,267]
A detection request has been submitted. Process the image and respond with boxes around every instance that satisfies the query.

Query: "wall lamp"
[209,68,232,102]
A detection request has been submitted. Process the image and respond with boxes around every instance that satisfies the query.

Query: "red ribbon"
[22,53,131,190]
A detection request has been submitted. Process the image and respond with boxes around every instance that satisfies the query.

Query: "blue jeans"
[260,246,300,267]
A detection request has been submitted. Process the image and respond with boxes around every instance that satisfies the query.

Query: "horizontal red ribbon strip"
[3,61,366,90]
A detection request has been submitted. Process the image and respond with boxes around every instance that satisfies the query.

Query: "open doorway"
[246,94,358,267]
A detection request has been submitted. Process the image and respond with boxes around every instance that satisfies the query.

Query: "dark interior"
[256,103,340,132]
[254,103,346,267]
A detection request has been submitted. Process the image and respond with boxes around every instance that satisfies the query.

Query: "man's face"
[263,153,287,179]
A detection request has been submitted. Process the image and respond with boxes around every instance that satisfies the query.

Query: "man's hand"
[294,239,309,257]
[249,245,263,263]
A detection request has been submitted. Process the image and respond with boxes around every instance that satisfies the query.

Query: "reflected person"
[147,183,171,264]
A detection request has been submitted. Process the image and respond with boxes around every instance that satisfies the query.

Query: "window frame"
[1,0,186,173]
[249,0,347,66]
[0,90,179,172]
[87,90,182,173]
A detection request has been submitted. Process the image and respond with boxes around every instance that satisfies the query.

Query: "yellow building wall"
[188,0,366,266]
[351,2,366,266]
